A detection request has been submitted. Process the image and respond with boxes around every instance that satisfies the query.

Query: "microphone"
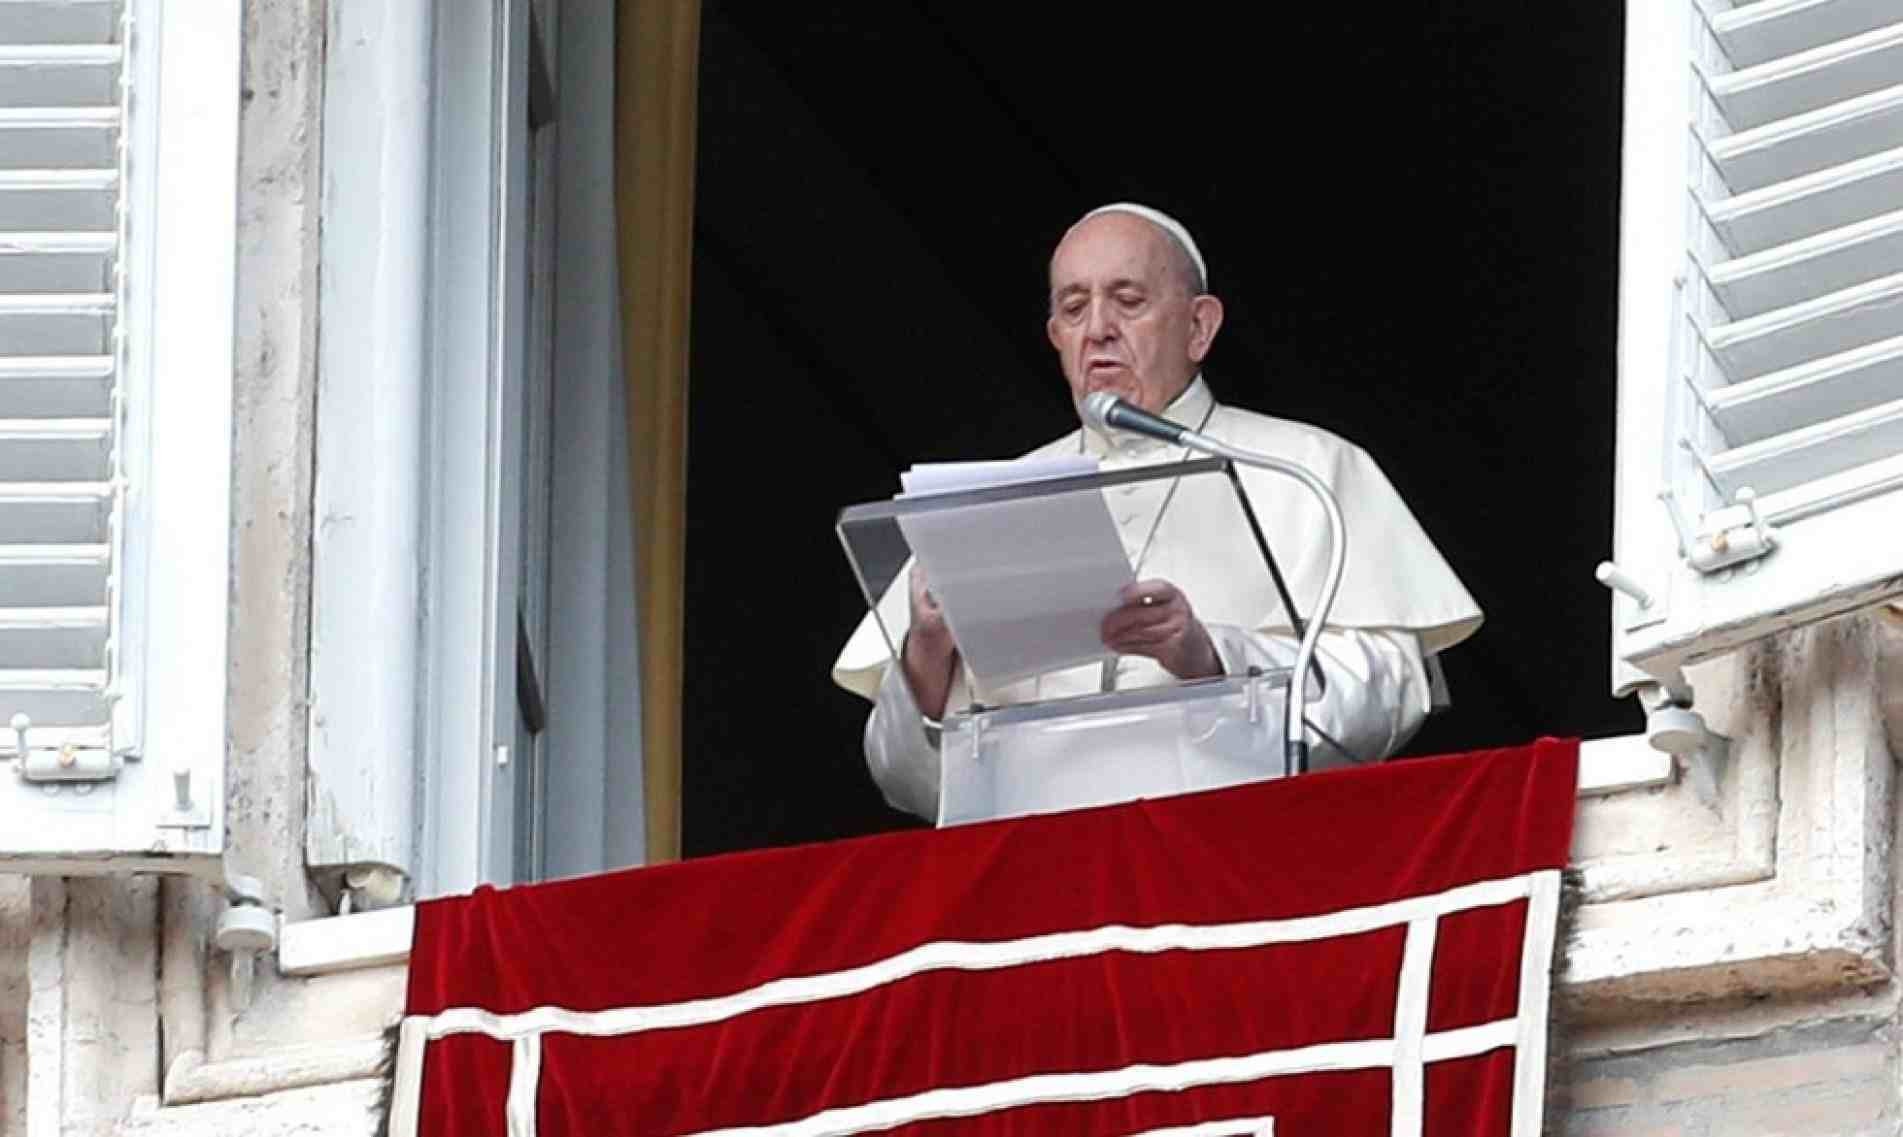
[1081,391,1188,444]
[1081,387,1347,778]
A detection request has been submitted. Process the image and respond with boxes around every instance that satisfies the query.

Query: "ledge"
[276,741,1673,978]
[162,1037,389,1106]
[277,905,413,977]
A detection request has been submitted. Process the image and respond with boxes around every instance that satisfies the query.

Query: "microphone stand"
[1090,396,1346,776]
[1192,434,1346,775]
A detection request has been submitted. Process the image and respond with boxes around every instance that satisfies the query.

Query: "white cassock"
[832,376,1484,822]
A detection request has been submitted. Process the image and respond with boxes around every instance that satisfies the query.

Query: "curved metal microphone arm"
[1083,392,1346,772]
[1175,428,1347,776]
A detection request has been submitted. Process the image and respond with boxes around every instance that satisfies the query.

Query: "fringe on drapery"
[1543,865,1588,1136]
[377,1020,401,1137]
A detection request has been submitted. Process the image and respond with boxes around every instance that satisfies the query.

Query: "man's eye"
[1117,293,1144,308]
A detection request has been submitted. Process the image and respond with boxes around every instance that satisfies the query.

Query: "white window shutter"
[1611,0,1903,690]
[0,0,239,872]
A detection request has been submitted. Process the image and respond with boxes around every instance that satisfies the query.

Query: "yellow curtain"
[616,0,700,864]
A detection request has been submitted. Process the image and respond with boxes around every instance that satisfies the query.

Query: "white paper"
[895,457,1133,686]
[897,455,1100,498]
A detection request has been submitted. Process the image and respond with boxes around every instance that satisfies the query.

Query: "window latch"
[7,713,120,784]
[1661,487,1778,574]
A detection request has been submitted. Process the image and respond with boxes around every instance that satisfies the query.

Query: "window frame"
[309,0,631,900]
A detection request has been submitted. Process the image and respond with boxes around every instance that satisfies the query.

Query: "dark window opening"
[686,6,1638,856]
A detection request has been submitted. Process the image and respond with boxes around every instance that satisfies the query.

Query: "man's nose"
[1085,298,1117,340]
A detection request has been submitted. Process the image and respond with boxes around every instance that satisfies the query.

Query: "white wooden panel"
[1706,331,1903,444]
[0,105,119,167]
[0,543,106,606]
[0,43,120,106]
[0,292,111,353]
[1711,0,1900,68]
[1687,6,1903,511]
[0,2,116,46]
[1707,207,1903,317]
[0,482,108,543]
[1707,143,1903,254]
[1704,269,1903,378]
[305,0,432,880]
[0,231,113,292]
[0,1,121,806]
[0,355,113,417]
[1704,82,1903,193]
[1709,395,1903,496]
[1619,477,1903,670]
[1704,20,1903,130]
[0,667,106,729]
[0,169,115,228]
[107,0,241,865]
[0,418,109,480]
[0,0,238,871]
[1611,0,1903,685]
[0,606,106,668]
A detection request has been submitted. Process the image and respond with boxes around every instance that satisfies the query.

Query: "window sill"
[277,904,414,977]
[277,740,1669,978]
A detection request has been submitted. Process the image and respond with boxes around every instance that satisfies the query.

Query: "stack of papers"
[895,457,1133,686]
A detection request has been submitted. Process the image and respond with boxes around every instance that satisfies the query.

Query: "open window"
[306,0,644,901]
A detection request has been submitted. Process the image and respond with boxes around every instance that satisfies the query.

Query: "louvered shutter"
[1611,0,1903,687]
[0,0,237,870]
[0,0,122,784]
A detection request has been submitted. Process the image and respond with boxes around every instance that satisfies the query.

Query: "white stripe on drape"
[507,1034,542,1137]
[392,868,1562,1136]
[416,873,1539,1043]
[1510,870,1561,1137]
[1389,917,1439,1137]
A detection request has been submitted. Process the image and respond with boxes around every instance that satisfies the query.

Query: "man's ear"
[1187,294,1224,363]
[1046,313,1064,353]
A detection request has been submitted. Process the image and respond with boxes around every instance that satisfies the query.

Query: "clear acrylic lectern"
[836,458,1318,827]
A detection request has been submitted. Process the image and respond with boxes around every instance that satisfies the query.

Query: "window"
[0,0,239,869]
[308,0,642,901]
[1611,0,1903,695]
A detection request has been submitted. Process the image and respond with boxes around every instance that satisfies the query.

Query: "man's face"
[1046,213,1219,416]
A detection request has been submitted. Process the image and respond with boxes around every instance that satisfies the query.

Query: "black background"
[684,5,1637,857]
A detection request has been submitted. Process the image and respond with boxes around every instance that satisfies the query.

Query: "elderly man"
[834,204,1482,822]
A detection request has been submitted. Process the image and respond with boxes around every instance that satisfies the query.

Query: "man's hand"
[901,562,958,720]
[1101,579,1222,680]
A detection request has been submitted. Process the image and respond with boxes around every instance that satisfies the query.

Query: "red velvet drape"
[405,738,1578,1135]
